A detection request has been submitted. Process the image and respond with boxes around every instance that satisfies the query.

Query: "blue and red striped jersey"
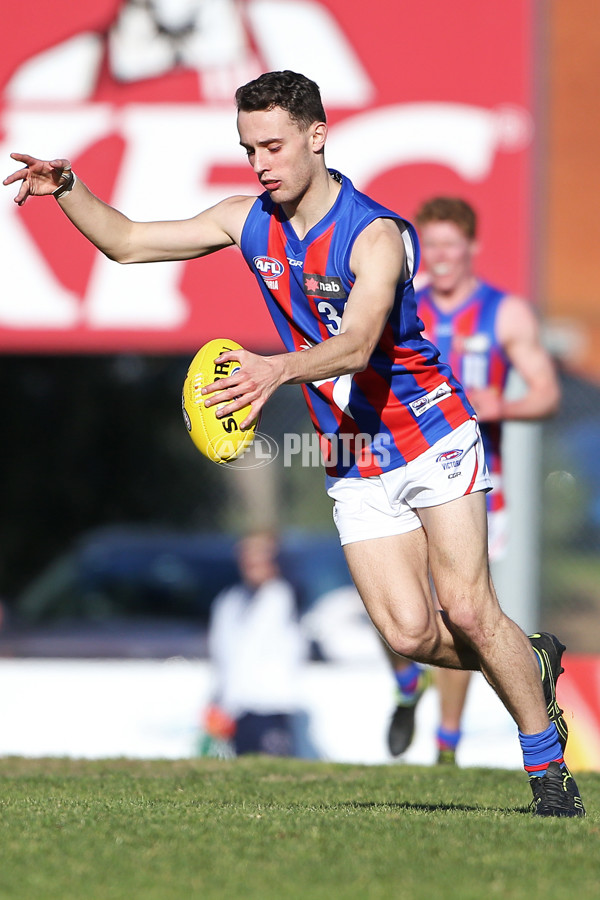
[417,280,510,510]
[240,171,475,477]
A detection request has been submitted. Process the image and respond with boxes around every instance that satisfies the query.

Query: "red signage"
[559,655,600,772]
[0,0,534,352]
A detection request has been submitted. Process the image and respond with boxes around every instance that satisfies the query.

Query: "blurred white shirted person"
[206,530,307,756]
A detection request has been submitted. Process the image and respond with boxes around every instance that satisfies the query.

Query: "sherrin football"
[182,338,258,463]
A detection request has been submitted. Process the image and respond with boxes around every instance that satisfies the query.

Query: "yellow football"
[182,338,258,463]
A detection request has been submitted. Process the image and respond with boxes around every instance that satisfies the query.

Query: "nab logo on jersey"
[253,256,285,279]
[303,273,347,299]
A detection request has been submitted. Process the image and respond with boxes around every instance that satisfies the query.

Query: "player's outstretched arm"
[4,152,143,261]
[4,152,254,265]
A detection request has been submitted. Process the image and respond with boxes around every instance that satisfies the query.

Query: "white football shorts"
[326,417,493,546]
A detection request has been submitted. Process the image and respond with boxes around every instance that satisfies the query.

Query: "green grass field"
[0,756,597,900]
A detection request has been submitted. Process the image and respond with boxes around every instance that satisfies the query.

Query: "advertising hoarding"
[0,0,534,352]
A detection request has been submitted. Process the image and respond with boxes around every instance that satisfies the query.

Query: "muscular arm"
[203,217,407,427]
[469,294,561,422]
[282,218,405,381]
[4,153,253,262]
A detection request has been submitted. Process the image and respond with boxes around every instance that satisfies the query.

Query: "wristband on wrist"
[53,168,77,199]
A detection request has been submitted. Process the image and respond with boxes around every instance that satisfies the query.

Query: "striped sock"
[519,723,564,777]
[394,662,423,698]
[437,726,461,752]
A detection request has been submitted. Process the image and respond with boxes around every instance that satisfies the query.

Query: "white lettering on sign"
[0,102,530,332]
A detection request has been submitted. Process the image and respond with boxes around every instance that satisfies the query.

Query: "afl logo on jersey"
[253,256,285,279]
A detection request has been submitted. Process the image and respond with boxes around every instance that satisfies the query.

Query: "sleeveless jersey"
[240,171,475,477]
[416,281,509,511]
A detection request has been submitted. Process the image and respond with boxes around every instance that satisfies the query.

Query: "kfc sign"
[0,0,534,352]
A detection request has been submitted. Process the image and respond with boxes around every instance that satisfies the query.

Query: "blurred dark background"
[0,353,353,656]
[1,354,599,657]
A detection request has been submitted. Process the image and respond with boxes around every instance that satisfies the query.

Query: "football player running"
[4,70,584,816]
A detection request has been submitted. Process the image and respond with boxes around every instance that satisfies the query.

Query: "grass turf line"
[0,756,596,900]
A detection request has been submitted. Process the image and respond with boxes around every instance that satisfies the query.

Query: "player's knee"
[442,595,497,643]
[383,622,438,661]
[446,605,480,640]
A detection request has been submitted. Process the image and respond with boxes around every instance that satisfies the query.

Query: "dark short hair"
[235,70,326,130]
[415,197,478,240]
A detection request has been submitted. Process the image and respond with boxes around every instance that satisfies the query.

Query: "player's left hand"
[202,348,283,429]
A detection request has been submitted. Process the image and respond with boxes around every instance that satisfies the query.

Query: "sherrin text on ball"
[182,338,258,463]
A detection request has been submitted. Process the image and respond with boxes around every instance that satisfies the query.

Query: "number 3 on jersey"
[317,300,342,335]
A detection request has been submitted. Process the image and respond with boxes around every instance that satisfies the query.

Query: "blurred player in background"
[4,70,584,816]
[386,196,561,764]
[203,530,307,756]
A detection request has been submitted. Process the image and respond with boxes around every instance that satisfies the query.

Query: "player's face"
[419,220,477,294]
[237,106,320,205]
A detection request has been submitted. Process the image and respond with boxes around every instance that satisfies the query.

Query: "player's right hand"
[3,153,73,206]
